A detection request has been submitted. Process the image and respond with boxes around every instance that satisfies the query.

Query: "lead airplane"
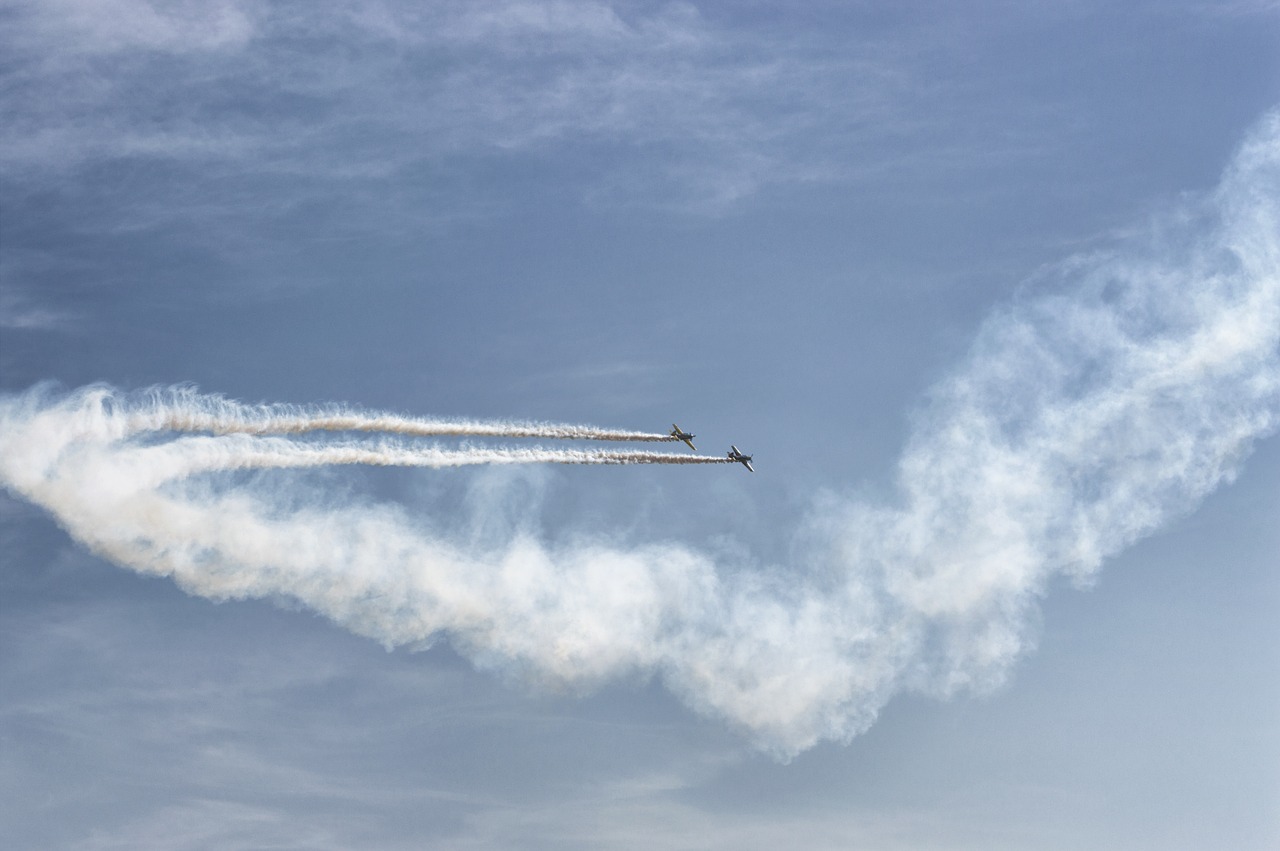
[670,424,697,451]
[727,445,754,472]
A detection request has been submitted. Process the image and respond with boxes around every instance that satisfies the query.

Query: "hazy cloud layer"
[1,0,1111,209]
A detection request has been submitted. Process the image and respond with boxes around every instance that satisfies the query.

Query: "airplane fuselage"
[727,445,754,472]
[670,424,697,451]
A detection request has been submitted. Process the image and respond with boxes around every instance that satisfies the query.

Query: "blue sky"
[2,1,1278,848]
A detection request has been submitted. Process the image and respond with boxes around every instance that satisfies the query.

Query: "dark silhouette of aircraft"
[670,424,696,451]
[727,445,754,472]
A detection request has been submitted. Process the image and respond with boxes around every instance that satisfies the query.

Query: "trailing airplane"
[670,424,697,451]
[727,445,754,472]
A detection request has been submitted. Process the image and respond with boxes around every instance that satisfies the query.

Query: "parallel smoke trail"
[231,444,732,469]
[121,393,677,443]
[135,435,733,480]
[2,110,1277,758]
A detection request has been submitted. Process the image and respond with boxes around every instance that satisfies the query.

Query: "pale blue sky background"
[2,1,1278,848]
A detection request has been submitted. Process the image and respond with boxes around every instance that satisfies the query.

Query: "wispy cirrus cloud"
[13,0,255,56]
[0,0,1076,211]
[0,288,74,331]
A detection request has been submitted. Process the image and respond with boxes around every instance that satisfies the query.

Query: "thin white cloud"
[0,286,75,331]
[12,0,255,57]
[0,0,1070,209]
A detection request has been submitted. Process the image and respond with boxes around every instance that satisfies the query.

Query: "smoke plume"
[123,389,680,443]
[1,112,1277,756]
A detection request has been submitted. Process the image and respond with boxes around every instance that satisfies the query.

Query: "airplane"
[727,445,754,472]
[670,424,697,451]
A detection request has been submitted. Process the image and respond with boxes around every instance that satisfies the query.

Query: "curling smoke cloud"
[2,113,1278,756]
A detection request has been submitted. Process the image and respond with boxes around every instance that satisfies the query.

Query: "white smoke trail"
[1,112,1277,757]
[107,433,733,484]
[120,389,679,443]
